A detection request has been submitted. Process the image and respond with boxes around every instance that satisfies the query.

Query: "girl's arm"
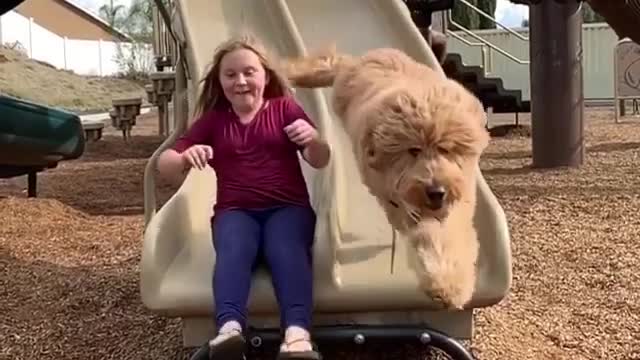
[157,113,214,185]
[302,137,330,169]
[157,148,190,186]
[284,97,331,169]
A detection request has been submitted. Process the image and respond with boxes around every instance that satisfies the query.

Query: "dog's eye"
[437,146,450,155]
[408,147,421,157]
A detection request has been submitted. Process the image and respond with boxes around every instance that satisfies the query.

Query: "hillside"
[0,45,148,114]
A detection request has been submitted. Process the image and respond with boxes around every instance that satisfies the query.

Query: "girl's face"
[218,48,269,113]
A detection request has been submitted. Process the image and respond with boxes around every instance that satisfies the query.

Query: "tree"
[98,0,126,29]
[98,0,160,79]
[477,0,497,29]
[582,2,606,23]
[447,0,498,31]
[448,0,480,31]
[98,0,170,41]
[121,0,168,43]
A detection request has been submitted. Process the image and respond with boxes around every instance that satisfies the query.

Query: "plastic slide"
[0,94,85,196]
[140,0,511,347]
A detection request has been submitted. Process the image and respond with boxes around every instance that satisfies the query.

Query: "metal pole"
[158,100,166,136]
[529,0,584,168]
[614,41,621,123]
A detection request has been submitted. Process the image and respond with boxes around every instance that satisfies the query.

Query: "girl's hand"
[284,119,318,147]
[181,144,213,170]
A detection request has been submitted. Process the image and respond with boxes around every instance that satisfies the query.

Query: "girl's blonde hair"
[194,33,293,117]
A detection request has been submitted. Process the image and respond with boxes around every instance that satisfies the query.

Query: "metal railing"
[434,9,495,72]
[457,0,528,41]
[442,0,530,73]
[445,27,493,72]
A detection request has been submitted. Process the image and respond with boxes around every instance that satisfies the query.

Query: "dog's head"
[361,80,489,225]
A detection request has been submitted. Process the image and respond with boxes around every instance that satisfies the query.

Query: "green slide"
[0,94,86,196]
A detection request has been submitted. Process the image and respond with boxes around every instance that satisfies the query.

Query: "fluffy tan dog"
[283,47,490,310]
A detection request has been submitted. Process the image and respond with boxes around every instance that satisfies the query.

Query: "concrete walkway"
[79,107,152,124]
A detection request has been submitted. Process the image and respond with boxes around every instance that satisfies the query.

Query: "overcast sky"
[71,0,529,28]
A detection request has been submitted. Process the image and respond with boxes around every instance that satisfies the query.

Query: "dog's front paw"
[418,276,472,311]
[410,220,475,310]
[415,250,473,310]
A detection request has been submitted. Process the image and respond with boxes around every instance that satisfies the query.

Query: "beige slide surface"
[140,0,512,322]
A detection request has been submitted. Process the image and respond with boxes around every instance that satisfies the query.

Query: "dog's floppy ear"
[466,97,491,154]
[362,126,385,170]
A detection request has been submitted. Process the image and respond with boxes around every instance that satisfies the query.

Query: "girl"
[157,34,330,360]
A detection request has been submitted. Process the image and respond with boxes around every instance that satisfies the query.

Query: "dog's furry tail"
[281,44,356,88]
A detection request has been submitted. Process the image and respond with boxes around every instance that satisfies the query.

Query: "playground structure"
[109,73,175,141]
[106,4,179,141]
[140,1,511,359]
[0,0,87,197]
[148,71,176,137]
[0,94,86,197]
[128,2,181,140]
[614,38,640,123]
[528,0,585,168]
[583,0,640,46]
[109,98,143,142]
[82,119,106,142]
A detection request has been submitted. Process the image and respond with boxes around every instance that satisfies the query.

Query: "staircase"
[403,0,531,115]
[443,53,530,113]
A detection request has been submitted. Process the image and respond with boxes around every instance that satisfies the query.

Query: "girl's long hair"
[194,33,293,117]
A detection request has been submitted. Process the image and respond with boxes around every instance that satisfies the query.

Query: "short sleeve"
[283,96,317,129]
[172,112,215,153]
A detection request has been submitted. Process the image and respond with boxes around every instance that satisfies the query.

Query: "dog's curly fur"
[282,47,490,310]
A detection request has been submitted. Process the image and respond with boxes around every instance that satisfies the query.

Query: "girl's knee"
[212,209,261,259]
[268,207,316,249]
[281,205,316,222]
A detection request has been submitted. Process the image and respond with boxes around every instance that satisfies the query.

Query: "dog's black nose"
[425,185,446,210]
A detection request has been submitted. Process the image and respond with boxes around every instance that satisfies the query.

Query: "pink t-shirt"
[172,95,314,212]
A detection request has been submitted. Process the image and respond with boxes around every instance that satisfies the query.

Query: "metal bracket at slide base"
[0,165,44,197]
[188,325,475,360]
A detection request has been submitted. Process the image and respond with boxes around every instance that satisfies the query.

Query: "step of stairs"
[443,53,531,114]
[401,0,530,115]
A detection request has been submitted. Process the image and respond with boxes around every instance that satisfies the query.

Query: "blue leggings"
[212,205,316,332]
